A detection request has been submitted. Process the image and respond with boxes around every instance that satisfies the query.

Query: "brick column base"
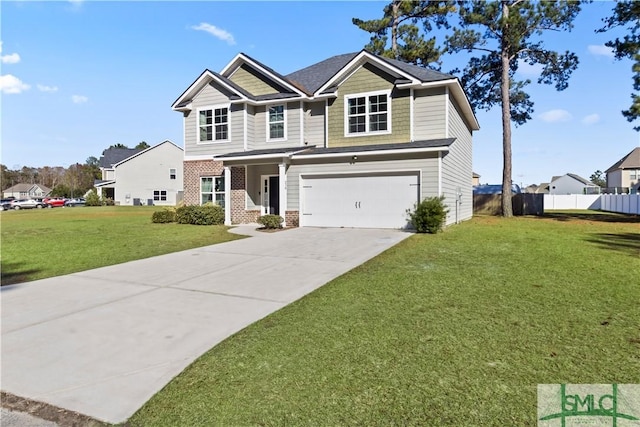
[285,210,299,227]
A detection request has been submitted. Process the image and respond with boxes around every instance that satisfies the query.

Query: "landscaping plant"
[407,196,449,233]
[257,214,284,229]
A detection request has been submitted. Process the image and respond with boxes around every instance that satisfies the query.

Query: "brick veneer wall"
[285,210,299,227]
[183,160,224,205]
[230,166,260,224]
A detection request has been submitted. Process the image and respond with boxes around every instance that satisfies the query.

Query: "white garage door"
[301,172,419,229]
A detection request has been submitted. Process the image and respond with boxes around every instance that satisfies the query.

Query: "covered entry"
[300,172,420,229]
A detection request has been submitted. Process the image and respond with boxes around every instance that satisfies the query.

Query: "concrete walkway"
[1,226,410,424]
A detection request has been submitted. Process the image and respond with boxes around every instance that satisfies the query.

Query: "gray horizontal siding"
[184,83,244,156]
[441,96,473,224]
[413,87,447,140]
[286,154,440,211]
[249,102,302,150]
[304,101,325,147]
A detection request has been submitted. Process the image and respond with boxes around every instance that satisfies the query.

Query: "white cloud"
[0,74,30,94]
[588,44,614,58]
[516,59,543,77]
[71,94,88,104]
[0,41,21,64]
[539,109,572,123]
[191,23,236,45]
[37,84,59,93]
[582,113,600,125]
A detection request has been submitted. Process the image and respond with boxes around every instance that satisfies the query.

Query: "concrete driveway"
[1,226,410,424]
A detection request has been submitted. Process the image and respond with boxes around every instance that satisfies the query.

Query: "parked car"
[10,199,47,210]
[0,199,13,211]
[65,198,86,207]
[43,197,67,208]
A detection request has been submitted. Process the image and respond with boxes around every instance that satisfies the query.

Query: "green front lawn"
[0,206,243,285]
[129,213,640,426]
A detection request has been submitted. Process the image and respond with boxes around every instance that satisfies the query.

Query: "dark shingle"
[285,52,359,94]
[215,146,314,159]
[99,148,144,168]
[297,138,456,156]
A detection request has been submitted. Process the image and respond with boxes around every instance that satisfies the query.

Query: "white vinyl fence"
[544,194,640,215]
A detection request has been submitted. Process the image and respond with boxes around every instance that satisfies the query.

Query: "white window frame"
[169,168,177,180]
[266,104,287,141]
[200,176,226,207]
[153,190,167,201]
[344,89,392,137]
[197,104,230,144]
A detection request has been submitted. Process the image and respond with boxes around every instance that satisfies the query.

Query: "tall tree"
[599,0,640,130]
[446,0,582,216]
[109,143,129,149]
[135,141,150,149]
[589,170,606,188]
[353,1,455,67]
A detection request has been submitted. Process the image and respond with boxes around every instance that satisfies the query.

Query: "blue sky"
[1,0,638,186]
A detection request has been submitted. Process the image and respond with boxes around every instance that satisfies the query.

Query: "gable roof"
[550,173,597,186]
[3,183,52,194]
[606,147,640,172]
[285,52,359,95]
[99,148,145,168]
[111,140,183,168]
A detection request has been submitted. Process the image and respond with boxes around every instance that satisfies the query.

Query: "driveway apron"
[1,227,410,424]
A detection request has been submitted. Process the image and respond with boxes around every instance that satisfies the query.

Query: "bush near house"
[175,204,224,225]
[151,209,177,223]
[257,214,284,229]
[85,190,101,206]
[407,196,449,233]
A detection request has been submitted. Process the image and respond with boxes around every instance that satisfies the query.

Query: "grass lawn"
[0,206,244,286]
[129,212,639,426]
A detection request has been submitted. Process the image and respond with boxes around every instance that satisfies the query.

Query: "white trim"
[172,70,248,111]
[243,103,248,151]
[215,148,309,163]
[445,86,450,139]
[437,152,442,195]
[196,104,231,144]
[409,88,414,142]
[279,163,287,227]
[396,79,458,90]
[293,146,448,160]
[244,166,248,209]
[112,140,183,168]
[299,101,304,146]
[325,99,329,148]
[184,154,218,162]
[265,103,288,142]
[343,89,392,138]
[224,167,231,225]
[260,174,279,216]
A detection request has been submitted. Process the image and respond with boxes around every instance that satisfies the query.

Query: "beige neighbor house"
[94,140,184,206]
[172,50,479,228]
[606,147,640,193]
[2,183,51,199]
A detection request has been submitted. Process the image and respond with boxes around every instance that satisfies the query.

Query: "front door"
[262,176,280,215]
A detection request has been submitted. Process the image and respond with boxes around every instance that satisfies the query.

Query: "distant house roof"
[3,183,51,194]
[551,173,598,187]
[606,147,640,173]
[472,172,480,178]
[99,148,145,168]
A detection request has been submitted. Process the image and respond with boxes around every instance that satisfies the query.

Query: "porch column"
[224,166,231,226]
[279,162,287,227]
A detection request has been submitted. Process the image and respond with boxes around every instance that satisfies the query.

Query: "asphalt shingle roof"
[285,52,359,95]
[606,147,640,172]
[99,148,144,168]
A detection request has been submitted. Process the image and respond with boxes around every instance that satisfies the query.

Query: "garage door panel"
[301,173,419,229]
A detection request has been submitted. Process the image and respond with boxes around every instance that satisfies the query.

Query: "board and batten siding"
[327,63,411,147]
[184,83,244,157]
[229,64,286,96]
[286,154,440,211]
[304,101,325,147]
[413,87,447,140]
[441,96,473,224]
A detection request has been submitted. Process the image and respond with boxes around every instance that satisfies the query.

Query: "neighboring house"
[94,141,184,205]
[605,147,640,192]
[472,172,481,186]
[2,183,51,199]
[548,173,600,195]
[172,50,479,229]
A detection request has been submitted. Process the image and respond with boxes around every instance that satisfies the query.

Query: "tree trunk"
[500,1,513,217]
[391,1,400,59]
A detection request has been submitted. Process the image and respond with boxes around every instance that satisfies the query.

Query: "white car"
[10,199,47,210]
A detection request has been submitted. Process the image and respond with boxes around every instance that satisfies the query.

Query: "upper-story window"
[345,90,391,136]
[198,106,229,143]
[169,168,176,180]
[267,104,286,140]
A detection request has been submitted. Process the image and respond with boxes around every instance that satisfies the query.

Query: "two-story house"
[606,147,640,193]
[172,50,479,228]
[94,140,184,206]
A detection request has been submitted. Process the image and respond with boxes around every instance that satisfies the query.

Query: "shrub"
[85,189,101,206]
[102,197,115,206]
[257,214,284,229]
[175,204,224,225]
[407,196,449,233]
[151,209,176,223]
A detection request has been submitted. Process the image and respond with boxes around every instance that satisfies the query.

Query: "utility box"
[133,198,141,206]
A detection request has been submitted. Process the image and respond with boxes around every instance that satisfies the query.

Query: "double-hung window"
[345,91,391,136]
[199,106,229,142]
[153,190,167,201]
[201,176,225,207]
[267,104,286,140]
